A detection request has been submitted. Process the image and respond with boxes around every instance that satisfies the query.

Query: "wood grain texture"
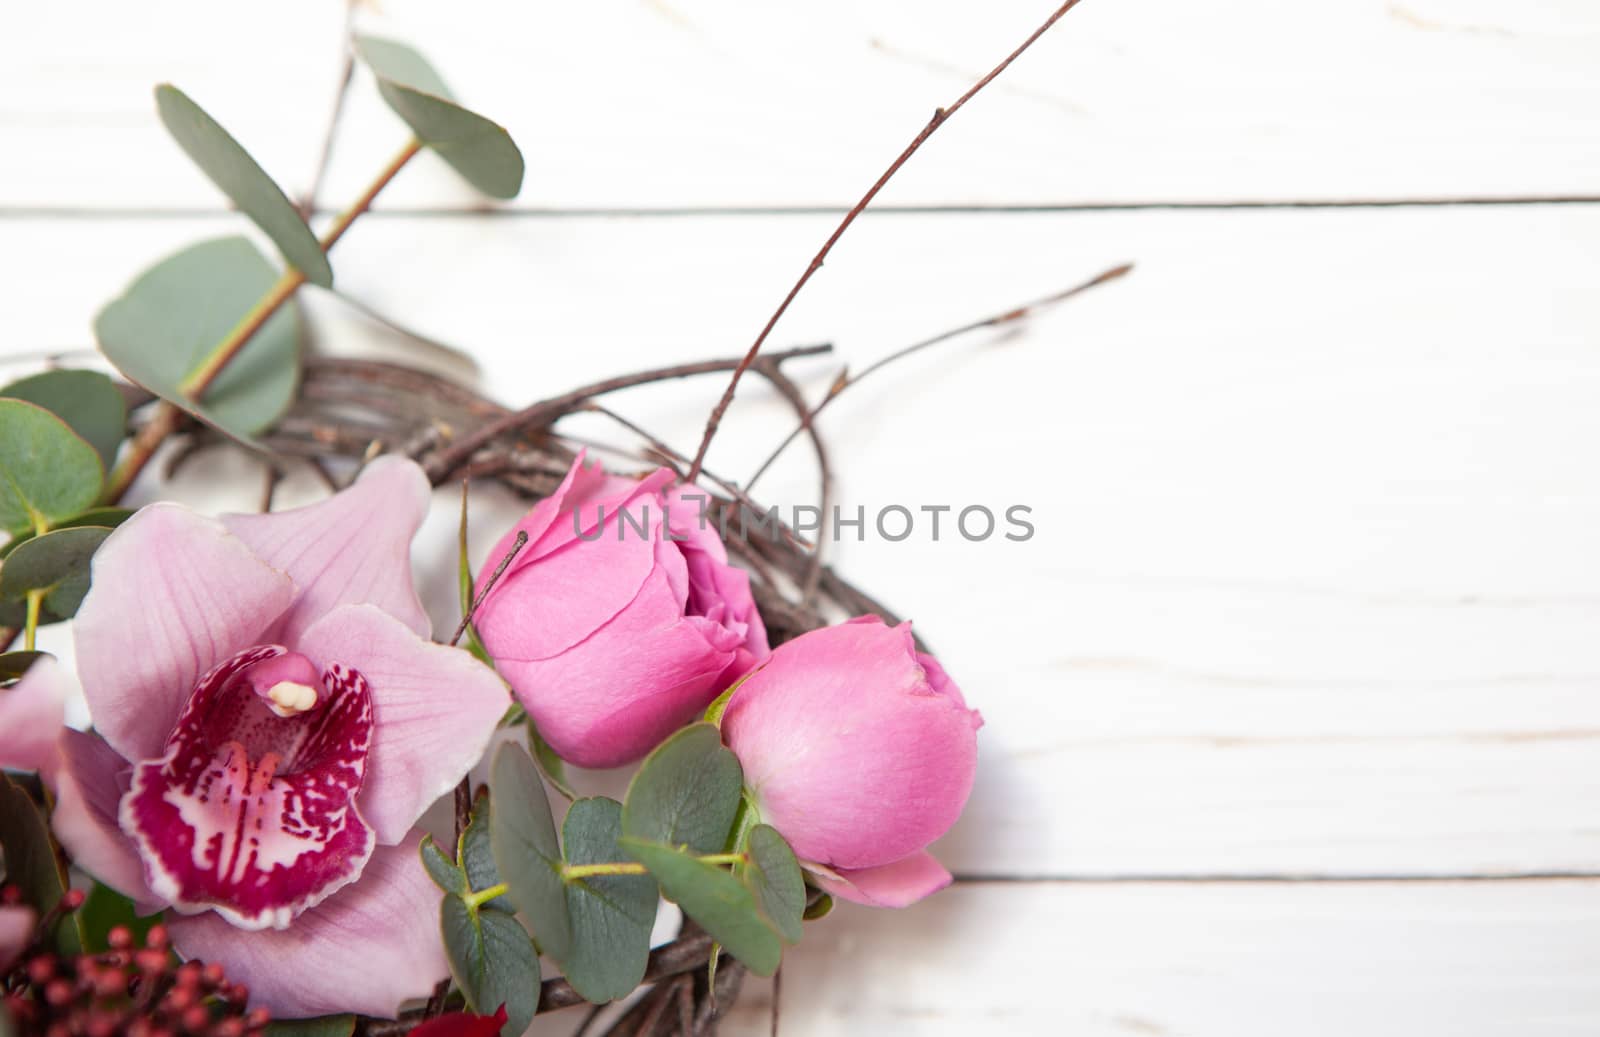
[5,2,1599,209]
[10,203,1597,881]
[699,881,1600,1037]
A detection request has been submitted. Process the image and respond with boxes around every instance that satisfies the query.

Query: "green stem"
[23,590,43,652]
[464,881,509,910]
[175,138,424,404]
[563,853,746,881]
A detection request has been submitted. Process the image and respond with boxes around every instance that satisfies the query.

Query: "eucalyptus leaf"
[0,774,81,954]
[531,723,577,802]
[560,798,656,1003]
[0,507,132,561]
[0,526,112,619]
[0,651,47,682]
[488,742,570,959]
[264,1015,356,1037]
[420,834,467,896]
[618,837,782,976]
[78,882,162,953]
[741,825,805,944]
[95,236,303,442]
[803,892,835,921]
[440,894,539,1037]
[0,370,126,475]
[0,399,104,537]
[460,790,509,910]
[155,85,332,288]
[621,723,742,854]
[353,35,523,199]
[353,36,454,99]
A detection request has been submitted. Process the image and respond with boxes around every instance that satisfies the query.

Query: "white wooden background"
[4,1,1599,1033]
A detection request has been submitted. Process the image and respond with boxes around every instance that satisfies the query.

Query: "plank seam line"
[951,871,1600,885]
[4,196,1600,220]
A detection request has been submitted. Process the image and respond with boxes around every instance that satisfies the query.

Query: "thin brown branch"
[684,0,1091,482]
[423,344,832,485]
[744,261,1132,492]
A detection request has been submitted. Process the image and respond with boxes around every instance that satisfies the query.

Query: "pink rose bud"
[721,615,982,908]
[474,452,769,768]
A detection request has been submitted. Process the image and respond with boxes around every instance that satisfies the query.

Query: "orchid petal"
[297,604,508,845]
[51,729,161,910]
[168,834,448,1020]
[222,456,432,645]
[73,504,295,763]
[0,905,34,970]
[807,851,953,908]
[0,655,66,775]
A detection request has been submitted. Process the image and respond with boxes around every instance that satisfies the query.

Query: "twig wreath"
[0,2,1125,1035]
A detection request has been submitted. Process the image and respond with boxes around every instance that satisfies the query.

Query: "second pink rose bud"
[474,453,769,768]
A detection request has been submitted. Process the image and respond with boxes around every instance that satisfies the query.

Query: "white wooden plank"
[6,2,1598,209]
[5,204,1599,878]
[692,881,1600,1037]
[0,1,347,210]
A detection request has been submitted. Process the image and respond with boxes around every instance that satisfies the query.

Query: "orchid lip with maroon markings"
[121,646,377,931]
[49,457,511,1019]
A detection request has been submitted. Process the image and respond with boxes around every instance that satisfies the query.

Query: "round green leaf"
[622,723,743,855]
[618,837,782,976]
[0,399,104,537]
[77,882,163,954]
[94,236,303,442]
[155,85,332,288]
[0,775,81,954]
[560,798,657,1003]
[489,742,571,959]
[419,834,467,896]
[0,507,132,561]
[459,790,509,910]
[1,370,127,475]
[0,651,47,682]
[353,35,523,200]
[440,895,539,1037]
[0,526,112,621]
[353,35,454,100]
[264,1015,356,1037]
[742,825,805,945]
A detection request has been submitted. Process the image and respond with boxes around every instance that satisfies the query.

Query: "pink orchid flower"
[721,615,982,908]
[0,655,67,968]
[474,452,768,768]
[49,458,508,1019]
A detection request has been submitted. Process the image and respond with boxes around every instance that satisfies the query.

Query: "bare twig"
[423,345,832,484]
[744,262,1132,493]
[684,0,1091,481]
[450,530,528,646]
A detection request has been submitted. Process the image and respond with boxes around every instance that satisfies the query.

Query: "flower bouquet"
[0,4,1111,1034]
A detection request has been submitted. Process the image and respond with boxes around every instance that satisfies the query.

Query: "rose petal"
[73,504,295,764]
[168,834,448,1020]
[122,647,376,931]
[497,563,737,768]
[722,617,980,869]
[51,729,161,910]
[297,604,508,845]
[0,655,66,774]
[222,456,432,645]
[807,851,953,908]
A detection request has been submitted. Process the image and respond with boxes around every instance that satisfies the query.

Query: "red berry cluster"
[1,888,269,1037]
